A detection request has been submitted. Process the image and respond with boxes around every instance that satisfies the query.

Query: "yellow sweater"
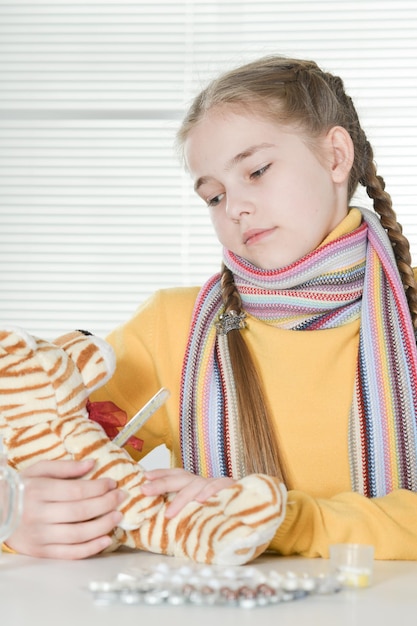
[93,211,417,560]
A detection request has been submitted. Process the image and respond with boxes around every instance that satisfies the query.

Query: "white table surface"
[1,548,416,626]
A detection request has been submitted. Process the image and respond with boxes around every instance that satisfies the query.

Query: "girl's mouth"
[243,227,276,245]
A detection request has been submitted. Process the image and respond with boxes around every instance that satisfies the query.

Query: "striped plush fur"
[0,327,287,565]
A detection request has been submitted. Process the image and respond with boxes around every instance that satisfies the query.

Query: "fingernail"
[100,535,113,549]
[112,510,124,525]
[117,489,128,503]
[164,506,175,519]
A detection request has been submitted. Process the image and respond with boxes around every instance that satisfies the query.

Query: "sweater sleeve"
[270,488,417,560]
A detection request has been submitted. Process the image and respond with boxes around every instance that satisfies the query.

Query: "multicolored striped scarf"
[179,208,417,498]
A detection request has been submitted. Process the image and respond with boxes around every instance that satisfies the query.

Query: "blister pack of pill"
[89,561,342,609]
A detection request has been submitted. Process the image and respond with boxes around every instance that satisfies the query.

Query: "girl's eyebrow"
[194,142,274,192]
[225,142,275,171]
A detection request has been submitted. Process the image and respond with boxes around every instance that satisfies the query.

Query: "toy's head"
[0,327,116,464]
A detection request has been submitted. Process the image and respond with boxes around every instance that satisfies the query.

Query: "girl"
[6,56,417,560]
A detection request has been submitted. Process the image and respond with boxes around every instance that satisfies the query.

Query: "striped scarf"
[179,208,417,498]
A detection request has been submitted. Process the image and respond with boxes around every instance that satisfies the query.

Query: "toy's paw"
[208,528,271,566]
[210,477,287,565]
[171,474,287,565]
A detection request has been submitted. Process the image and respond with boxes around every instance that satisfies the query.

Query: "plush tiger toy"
[0,327,287,565]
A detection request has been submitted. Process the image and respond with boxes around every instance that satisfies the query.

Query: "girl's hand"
[141,468,235,518]
[5,459,127,560]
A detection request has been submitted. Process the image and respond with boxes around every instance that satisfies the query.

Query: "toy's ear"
[0,325,38,354]
[54,331,116,393]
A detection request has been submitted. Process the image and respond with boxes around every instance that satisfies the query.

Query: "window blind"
[1,0,416,339]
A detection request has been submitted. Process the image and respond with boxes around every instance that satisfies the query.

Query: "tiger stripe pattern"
[0,327,287,565]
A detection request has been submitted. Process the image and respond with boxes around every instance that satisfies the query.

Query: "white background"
[1,0,417,339]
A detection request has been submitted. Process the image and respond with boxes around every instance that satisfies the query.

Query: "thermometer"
[113,387,170,448]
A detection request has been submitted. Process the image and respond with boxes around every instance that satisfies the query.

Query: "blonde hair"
[177,56,417,482]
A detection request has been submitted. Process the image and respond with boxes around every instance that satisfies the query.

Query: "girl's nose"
[225,194,254,221]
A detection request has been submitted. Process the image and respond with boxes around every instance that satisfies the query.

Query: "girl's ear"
[326,126,354,184]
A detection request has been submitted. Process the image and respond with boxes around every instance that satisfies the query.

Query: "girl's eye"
[250,164,271,179]
[207,192,225,207]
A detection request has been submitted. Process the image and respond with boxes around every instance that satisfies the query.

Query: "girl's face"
[184,107,349,270]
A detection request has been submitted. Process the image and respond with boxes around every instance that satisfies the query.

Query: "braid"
[359,144,417,329]
[315,69,417,330]
[220,264,287,483]
[220,262,243,313]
